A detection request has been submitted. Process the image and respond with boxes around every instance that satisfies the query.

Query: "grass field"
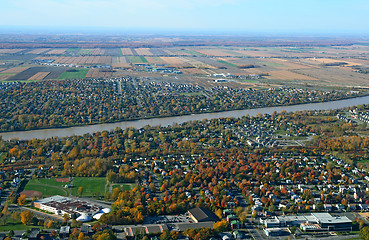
[28,178,68,187]
[128,56,148,63]
[71,177,106,196]
[58,69,88,79]
[218,60,238,67]
[0,217,42,231]
[24,183,67,196]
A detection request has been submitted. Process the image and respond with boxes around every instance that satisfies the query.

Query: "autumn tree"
[17,195,27,206]
[20,210,33,225]
[213,220,229,233]
[78,187,83,196]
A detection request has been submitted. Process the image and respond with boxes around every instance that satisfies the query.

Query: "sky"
[1,0,369,35]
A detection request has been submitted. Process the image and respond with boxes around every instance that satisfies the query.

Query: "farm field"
[6,67,66,81]
[266,70,318,81]
[128,56,148,64]
[58,69,88,79]
[28,71,49,80]
[0,42,368,87]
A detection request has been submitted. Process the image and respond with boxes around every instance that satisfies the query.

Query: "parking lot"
[144,214,192,224]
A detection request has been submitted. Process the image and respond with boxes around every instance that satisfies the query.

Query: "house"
[264,228,282,236]
[226,214,238,222]
[323,204,333,211]
[28,228,41,240]
[359,204,369,211]
[230,220,242,229]
[60,226,70,239]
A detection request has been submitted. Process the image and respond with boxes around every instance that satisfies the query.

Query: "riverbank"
[1,95,369,140]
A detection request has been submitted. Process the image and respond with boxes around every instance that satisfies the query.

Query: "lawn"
[58,69,88,79]
[218,60,237,67]
[71,177,106,197]
[128,56,148,64]
[0,217,42,231]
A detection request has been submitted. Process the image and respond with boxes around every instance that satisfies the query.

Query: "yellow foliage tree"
[17,195,27,206]
[20,210,33,225]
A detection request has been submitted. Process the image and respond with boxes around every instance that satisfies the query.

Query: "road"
[245,219,267,240]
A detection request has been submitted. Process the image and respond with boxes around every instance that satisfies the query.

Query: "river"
[1,95,369,140]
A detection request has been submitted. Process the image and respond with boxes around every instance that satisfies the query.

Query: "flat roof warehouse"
[33,195,110,221]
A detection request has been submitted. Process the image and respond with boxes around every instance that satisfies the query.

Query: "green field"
[0,73,16,76]
[70,177,106,197]
[24,184,67,197]
[218,60,238,67]
[27,178,69,187]
[183,50,206,56]
[78,49,93,55]
[128,56,148,63]
[58,69,88,79]
[0,217,43,231]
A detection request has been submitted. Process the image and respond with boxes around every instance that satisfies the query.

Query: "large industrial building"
[33,195,110,222]
[262,212,352,232]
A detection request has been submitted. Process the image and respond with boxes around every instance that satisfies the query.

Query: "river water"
[1,95,369,140]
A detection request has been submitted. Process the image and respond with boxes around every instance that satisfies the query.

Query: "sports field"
[24,179,68,197]
[70,177,106,197]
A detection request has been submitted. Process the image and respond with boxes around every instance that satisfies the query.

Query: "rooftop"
[312,213,352,224]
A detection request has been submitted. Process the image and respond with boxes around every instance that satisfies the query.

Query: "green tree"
[361,226,369,240]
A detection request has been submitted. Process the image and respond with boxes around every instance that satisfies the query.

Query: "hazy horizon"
[1,0,369,36]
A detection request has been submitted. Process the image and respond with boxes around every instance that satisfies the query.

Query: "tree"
[1,203,8,215]
[95,230,117,240]
[78,232,84,240]
[63,213,70,222]
[251,210,257,218]
[361,226,369,240]
[18,194,27,206]
[213,220,229,233]
[92,222,101,232]
[215,209,223,219]
[20,210,33,225]
[78,187,83,196]
[8,230,14,238]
